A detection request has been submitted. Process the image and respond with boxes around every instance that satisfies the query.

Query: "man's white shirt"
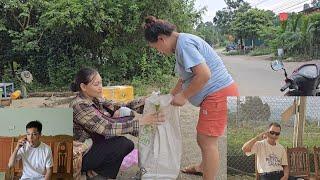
[16,141,53,180]
[246,139,288,173]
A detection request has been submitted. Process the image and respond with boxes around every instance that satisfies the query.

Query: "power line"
[263,1,290,10]
[272,0,305,12]
[274,0,309,13]
[254,0,273,6]
[249,0,294,11]
[247,0,277,9]
[248,0,310,13]
[286,4,306,11]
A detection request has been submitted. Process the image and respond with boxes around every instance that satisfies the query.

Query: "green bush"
[131,75,178,97]
[0,0,203,90]
[248,47,273,56]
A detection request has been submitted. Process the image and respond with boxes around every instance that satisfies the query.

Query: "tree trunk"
[11,61,15,78]
[252,38,254,49]
[309,34,313,58]
[0,63,4,82]
[240,37,244,54]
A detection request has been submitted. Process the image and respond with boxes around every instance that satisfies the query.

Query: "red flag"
[279,13,288,21]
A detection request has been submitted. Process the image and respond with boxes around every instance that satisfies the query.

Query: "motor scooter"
[271,60,320,96]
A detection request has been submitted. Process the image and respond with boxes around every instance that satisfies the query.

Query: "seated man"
[242,122,289,180]
[8,120,53,180]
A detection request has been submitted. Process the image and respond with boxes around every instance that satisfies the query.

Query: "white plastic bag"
[139,93,182,180]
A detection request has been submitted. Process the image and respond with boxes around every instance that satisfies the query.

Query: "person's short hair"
[268,122,281,131]
[26,120,42,134]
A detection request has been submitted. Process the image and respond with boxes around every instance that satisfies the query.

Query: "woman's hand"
[280,176,288,180]
[113,110,120,118]
[171,92,187,106]
[170,78,183,96]
[137,112,165,125]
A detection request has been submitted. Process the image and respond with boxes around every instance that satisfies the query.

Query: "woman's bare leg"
[197,133,219,180]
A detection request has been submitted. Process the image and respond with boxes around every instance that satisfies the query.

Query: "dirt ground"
[177,103,227,180]
[4,97,227,180]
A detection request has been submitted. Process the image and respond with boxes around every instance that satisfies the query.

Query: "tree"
[196,21,215,46]
[0,0,48,81]
[307,13,320,58]
[224,0,247,9]
[239,97,271,122]
[0,0,204,89]
[231,8,273,48]
[213,0,251,35]
[264,13,320,58]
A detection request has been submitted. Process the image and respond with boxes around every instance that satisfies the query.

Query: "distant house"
[301,3,320,15]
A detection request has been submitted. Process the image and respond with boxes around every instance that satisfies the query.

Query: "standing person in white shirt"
[8,120,53,180]
[242,122,289,180]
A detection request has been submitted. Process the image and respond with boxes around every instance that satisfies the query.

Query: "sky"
[195,0,314,22]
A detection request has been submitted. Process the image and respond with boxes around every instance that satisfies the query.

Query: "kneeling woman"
[70,68,163,179]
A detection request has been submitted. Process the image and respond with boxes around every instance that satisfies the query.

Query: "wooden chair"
[0,137,13,172]
[287,147,310,179]
[0,137,14,180]
[314,146,320,180]
[73,141,84,179]
[40,135,73,177]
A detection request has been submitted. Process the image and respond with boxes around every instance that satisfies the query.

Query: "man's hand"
[282,165,289,180]
[8,137,26,168]
[15,137,27,150]
[171,92,187,106]
[255,131,268,141]
[44,167,52,180]
[242,131,267,154]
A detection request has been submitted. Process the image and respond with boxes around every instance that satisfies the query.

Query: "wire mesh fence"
[227,96,320,178]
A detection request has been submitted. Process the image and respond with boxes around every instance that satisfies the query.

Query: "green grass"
[282,55,314,62]
[248,47,273,56]
[131,75,178,97]
[227,122,320,175]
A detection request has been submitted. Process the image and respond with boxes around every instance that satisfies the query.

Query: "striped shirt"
[70,94,139,142]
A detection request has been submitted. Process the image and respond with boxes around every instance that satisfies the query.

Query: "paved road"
[220,53,320,96]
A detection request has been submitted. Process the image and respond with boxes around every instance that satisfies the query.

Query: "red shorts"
[196,83,239,137]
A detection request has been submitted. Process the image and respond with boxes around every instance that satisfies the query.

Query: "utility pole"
[281,96,307,148]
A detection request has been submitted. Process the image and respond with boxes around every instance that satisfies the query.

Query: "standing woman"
[143,16,239,180]
[70,68,164,179]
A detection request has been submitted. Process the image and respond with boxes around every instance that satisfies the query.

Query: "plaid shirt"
[70,94,139,142]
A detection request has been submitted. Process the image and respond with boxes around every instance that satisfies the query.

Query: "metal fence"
[227,96,320,178]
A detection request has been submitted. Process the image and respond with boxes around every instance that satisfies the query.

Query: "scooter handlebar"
[280,81,291,92]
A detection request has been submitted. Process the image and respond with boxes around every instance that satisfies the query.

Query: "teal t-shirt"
[174,33,234,106]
